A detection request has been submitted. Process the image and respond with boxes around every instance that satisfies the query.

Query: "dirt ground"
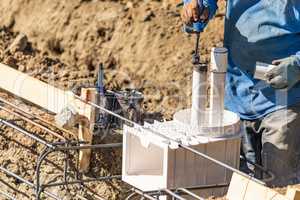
[0,0,226,119]
[0,0,284,200]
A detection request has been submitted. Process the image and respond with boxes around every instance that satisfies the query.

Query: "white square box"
[122,121,241,197]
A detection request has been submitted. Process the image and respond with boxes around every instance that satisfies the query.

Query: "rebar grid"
[0,99,122,200]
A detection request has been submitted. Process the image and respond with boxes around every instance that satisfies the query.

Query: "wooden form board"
[0,63,92,117]
[0,63,94,172]
[227,173,289,200]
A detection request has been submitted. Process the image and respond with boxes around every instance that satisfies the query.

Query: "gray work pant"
[242,103,300,186]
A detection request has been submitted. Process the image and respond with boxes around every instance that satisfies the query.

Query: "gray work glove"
[265,55,300,89]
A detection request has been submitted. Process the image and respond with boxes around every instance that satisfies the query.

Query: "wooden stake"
[78,88,98,173]
[78,119,93,173]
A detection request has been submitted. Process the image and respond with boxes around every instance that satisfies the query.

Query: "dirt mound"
[0,0,225,119]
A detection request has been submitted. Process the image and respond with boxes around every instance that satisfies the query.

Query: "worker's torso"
[224,0,300,120]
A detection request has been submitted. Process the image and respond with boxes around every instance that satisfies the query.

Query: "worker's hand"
[181,0,207,24]
[181,0,217,25]
[265,55,300,89]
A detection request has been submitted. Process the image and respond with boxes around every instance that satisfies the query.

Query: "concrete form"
[122,121,241,195]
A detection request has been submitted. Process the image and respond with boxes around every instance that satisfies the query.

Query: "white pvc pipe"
[191,65,207,128]
[209,47,228,127]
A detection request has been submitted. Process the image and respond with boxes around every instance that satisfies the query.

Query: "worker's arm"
[181,0,218,25]
[265,53,300,89]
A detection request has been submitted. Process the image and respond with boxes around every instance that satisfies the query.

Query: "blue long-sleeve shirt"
[223,0,300,120]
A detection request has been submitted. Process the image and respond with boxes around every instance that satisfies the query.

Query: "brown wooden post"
[78,88,98,173]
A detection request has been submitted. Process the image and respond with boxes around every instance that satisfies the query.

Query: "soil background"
[0,0,226,119]
[0,0,232,199]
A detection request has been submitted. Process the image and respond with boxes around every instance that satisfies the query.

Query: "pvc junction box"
[122,115,241,198]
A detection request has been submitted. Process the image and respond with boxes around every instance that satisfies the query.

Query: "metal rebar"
[52,140,87,146]
[163,189,186,200]
[129,188,158,200]
[134,183,229,199]
[177,188,204,200]
[43,175,121,188]
[0,118,54,149]
[0,105,65,140]
[125,192,138,200]
[183,183,229,190]
[0,190,16,200]
[36,147,54,200]
[0,97,76,138]
[75,141,80,181]
[0,165,34,187]
[0,166,61,200]
[55,143,122,151]
[63,143,69,188]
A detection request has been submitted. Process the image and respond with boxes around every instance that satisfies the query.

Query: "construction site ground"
[0,0,288,199]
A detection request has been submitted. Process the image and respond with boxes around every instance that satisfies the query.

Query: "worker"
[181,0,300,186]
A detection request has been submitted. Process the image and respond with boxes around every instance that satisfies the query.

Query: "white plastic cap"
[210,47,228,73]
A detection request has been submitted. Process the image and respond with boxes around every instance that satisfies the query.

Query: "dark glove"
[265,55,300,89]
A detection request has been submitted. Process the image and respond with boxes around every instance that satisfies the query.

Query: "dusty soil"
[0,0,226,119]
[0,0,266,199]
